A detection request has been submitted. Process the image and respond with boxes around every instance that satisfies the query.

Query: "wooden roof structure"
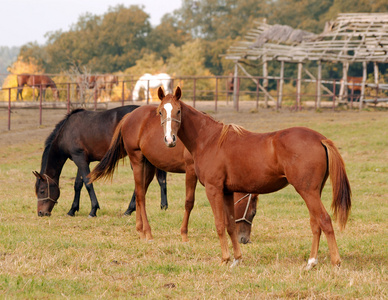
[224,13,388,63]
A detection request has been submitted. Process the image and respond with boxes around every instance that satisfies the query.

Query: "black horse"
[33,105,167,217]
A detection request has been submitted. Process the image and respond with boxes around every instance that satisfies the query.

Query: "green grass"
[0,107,387,299]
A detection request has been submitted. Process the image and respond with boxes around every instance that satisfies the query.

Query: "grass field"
[0,104,387,299]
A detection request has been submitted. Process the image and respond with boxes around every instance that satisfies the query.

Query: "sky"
[0,0,183,47]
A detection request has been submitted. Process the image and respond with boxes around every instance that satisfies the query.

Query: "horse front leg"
[73,156,100,217]
[205,184,232,264]
[180,163,197,242]
[67,168,83,216]
[156,169,168,210]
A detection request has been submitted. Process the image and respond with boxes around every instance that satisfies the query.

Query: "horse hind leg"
[67,169,83,216]
[131,155,156,241]
[298,189,341,269]
[156,169,168,210]
[305,215,321,270]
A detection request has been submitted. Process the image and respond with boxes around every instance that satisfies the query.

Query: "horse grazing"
[157,86,351,269]
[17,74,59,101]
[76,74,118,100]
[132,73,172,101]
[33,105,167,218]
[88,104,258,243]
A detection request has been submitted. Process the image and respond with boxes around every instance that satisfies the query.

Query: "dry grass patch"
[0,106,387,298]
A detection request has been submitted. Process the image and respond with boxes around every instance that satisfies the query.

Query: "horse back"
[58,106,139,161]
[214,127,327,194]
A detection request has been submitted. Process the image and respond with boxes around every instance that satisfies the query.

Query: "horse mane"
[40,109,85,172]
[218,124,245,147]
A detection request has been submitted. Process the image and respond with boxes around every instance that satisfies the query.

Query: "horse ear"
[158,87,165,101]
[174,86,181,100]
[32,171,44,180]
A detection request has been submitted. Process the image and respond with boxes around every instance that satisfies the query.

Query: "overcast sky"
[0,0,182,47]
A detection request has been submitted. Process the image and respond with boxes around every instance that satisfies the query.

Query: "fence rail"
[1,75,387,130]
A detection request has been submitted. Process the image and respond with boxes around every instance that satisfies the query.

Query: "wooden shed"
[224,13,388,109]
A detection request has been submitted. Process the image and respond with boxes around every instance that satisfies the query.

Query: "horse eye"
[177,110,181,114]
[159,111,162,116]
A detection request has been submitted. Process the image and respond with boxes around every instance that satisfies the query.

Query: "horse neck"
[40,141,67,183]
[178,102,222,155]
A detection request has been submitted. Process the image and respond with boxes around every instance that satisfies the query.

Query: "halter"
[37,174,58,204]
[234,193,253,225]
[160,117,181,125]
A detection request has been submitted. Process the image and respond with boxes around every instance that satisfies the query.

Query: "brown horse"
[89,104,259,243]
[76,74,118,100]
[17,74,59,101]
[157,86,351,269]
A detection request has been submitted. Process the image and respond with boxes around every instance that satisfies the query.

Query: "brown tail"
[88,118,128,183]
[321,139,352,230]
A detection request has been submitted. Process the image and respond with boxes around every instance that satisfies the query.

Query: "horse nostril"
[239,236,249,244]
[38,211,43,217]
[172,135,176,142]
[164,136,168,143]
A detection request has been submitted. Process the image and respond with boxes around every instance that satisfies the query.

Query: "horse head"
[234,193,258,244]
[33,171,60,217]
[157,86,182,148]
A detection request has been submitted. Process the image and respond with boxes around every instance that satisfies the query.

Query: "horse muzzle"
[38,211,52,217]
[164,134,177,147]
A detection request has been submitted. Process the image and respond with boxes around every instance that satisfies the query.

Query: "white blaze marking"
[163,103,173,143]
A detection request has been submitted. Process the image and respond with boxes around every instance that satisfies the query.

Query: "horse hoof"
[67,212,75,217]
[88,214,97,218]
[160,205,168,210]
[124,210,134,216]
[230,258,241,268]
[304,258,318,271]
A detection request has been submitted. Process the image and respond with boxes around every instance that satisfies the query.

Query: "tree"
[146,15,192,61]
[20,5,152,73]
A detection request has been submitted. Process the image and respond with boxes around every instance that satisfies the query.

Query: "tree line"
[12,0,388,79]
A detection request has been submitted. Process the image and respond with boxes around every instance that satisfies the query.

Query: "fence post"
[8,88,11,131]
[296,62,302,111]
[147,80,150,104]
[94,88,97,110]
[332,80,336,111]
[39,84,43,125]
[215,77,218,113]
[193,78,196,108]
[67,83,70,113]
[121,80,125,106]
[256,78,259,110]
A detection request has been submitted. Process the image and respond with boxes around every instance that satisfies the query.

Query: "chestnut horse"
[33,105,167,218]
[17,74,59,101]
[89,105,259,243]
[157,86,351,269]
